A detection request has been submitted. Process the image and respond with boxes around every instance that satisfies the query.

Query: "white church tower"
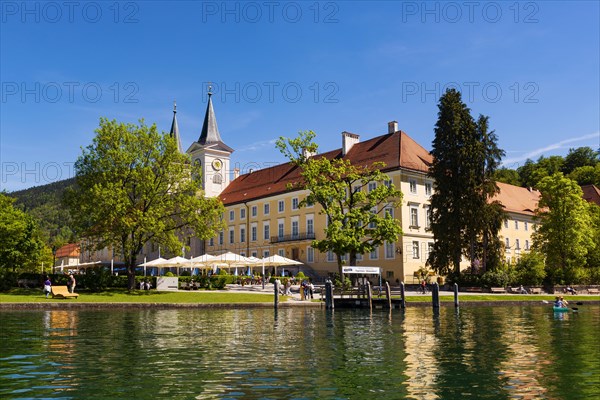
[186,87,234,197]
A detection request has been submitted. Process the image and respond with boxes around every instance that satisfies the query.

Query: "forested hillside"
[8,178,76,246]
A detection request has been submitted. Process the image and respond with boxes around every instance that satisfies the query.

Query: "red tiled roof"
[492,182,540,216]
[219,131,432,205]
[55,243,80,258]
[581,185,600,206]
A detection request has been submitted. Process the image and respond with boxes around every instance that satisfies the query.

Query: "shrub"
[296,271,306,279]
[514,252,546,286]
[480,270,512,288]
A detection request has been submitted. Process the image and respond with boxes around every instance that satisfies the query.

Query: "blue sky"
[1,1,599,191]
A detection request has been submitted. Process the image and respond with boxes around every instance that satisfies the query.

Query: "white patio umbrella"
[190,254,216,274]
[163,256,194,276]
[259,255,303,288]
[208,252,255,273]
[138,257,168,276]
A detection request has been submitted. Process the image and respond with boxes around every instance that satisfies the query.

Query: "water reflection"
[0,306,598,399]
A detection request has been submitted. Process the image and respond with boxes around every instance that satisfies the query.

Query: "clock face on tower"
[211,159,223,171]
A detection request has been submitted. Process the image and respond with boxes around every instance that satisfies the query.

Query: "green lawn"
[0,288,281,303]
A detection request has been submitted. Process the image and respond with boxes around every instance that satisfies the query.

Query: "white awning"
[342,266,381,275]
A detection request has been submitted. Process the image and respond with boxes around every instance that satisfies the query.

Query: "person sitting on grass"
[565,286,577,295]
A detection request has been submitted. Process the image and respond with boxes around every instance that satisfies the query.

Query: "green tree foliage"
[493,168,521,186]
[0,193,46,272]
[568,164,600,186]
[65,118,225,290]
[514,251,546,286]
[532,173,595,284]
[428,89,505,275]
[562,146,599,175]
[584,204,600,283]
[9,178,76,247]
[276,131,403,277]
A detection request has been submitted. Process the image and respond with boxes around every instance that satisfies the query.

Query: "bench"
[587,288,599,295]
[51,286,79,299]
[529,287,543,294]
[462,287,484,292]
[490,287,506,293]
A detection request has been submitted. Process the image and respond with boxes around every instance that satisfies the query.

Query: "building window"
[525,240,529,250]
[229,210,235,221]
[307,247,314,263]
[292,220,299,238]
[229,228,234,244]
[292,197,299,210]
[384,206,394,218]
[505,238,510,250]
[251,251,257,258]
[524,221,528,231]
[327,250,334,262]
[278,249,285,257]
[410,206,419,228]
[385,241,395,259]
[209,237,214,247]
[425,182,432,196]
[356,253,363,261]
[369,208,377,229]
[219,231,224,245]
[251,224,257,242]
[515,220,518,230]
[424,206,431,228]
[263,250,270,258]
[278,200,285,213]
[240,227,246,243]
[504,220,508,229]
[515,238,520,250]
[428,242,434,256]
[370,247,378,260]
[263,222,270,240]
[264,203,270,215]
[251,206,257,217]
[307,217,314,235]
[278,221,284,239]
[240,208,246,220]
[409,179,417,194]
[384,179,391,188]
[412,241,420,259]
[368,182,377,192]
[305,198,314,208]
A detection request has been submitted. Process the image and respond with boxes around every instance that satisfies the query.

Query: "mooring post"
[385,282,391,309]
[367,282,373,311]
[325,279,334,309]
[400,281,406,309]
[454,283,459,307]
[274,279,279,310]
[432,282,440,309]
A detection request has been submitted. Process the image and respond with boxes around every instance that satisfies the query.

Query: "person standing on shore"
[68,273,76,293]
[43,277,52,298]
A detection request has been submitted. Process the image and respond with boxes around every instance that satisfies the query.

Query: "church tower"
[186,87,234,197]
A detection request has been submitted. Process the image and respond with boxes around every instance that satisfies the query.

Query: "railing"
[271,232,316,243]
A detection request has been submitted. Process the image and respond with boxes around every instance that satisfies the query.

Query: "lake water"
[1,305,598,399]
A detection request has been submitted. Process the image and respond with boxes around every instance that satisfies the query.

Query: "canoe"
[553,306,569,312]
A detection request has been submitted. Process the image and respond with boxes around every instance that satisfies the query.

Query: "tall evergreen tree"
[428,90,505,275]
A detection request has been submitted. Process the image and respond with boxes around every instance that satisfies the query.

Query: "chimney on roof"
[388,121,398,134]
[233,167,240,180]
[302,147,315,159]
[342,131,360,156]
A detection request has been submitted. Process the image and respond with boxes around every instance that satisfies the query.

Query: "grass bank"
[0,288,279,304]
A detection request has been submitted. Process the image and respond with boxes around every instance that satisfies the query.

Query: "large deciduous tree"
[66,118,224,290]
[276,131,403,277]
[428,89,505,275]
[532,173,595,284]
[0,193,45,273]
